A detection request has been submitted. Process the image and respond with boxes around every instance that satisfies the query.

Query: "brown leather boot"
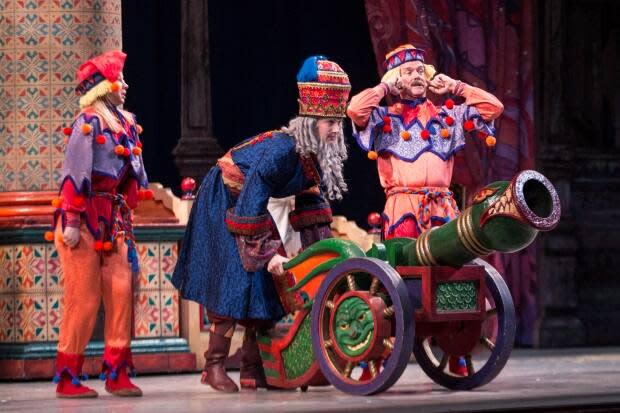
[202,320,239,393]
[240,327,269,390]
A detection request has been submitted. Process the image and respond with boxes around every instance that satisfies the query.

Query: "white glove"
[267,254,290,276]
[62,226,80,248]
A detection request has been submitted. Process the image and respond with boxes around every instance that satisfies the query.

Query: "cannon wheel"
[311,257,414,395]
[412,258,516,390]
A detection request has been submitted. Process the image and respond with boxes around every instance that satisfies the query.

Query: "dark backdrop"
[122,0,385,228]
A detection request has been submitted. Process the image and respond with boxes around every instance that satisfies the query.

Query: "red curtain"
[364,0,537,345]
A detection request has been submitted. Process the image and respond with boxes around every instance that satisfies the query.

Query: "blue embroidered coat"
[171,131,332,321]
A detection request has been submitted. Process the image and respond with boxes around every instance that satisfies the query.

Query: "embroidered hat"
[297,55,351,118]
[75,50,126,109]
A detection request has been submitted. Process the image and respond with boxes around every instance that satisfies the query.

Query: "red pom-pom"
[367,212,382,228]
[382,116,391,125]
[95,134,106,144]
[114,145,125,155]
[420,129,430,140]
[144,189,154,200]
[94,241,104,251]
[445,99,455,109]
[137,141,143,148]
[382,124,392,133]
[445,116,454,126]
[103,241,113,251]
[181,177,196,193]
[477,131,487,139]
[464,120,475,131]
[123,147,130,157]
[63,127,72,136]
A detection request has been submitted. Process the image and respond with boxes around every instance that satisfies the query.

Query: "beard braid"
[281,116,348,201]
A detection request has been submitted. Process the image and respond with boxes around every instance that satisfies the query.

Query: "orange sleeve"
[346,84,388,128]
[459,84,504,121]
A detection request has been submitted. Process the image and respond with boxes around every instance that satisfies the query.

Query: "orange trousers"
[55,223,133,354]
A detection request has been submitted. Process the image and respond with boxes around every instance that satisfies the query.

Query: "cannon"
[257,170,560,395]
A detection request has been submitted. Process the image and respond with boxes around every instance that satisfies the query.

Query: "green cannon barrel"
[371,170,561,267]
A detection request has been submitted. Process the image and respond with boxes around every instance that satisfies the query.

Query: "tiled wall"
[0,241,180,344]
[0,0,122,191]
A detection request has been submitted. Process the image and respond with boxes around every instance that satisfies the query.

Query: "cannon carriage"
[257,170,560,395]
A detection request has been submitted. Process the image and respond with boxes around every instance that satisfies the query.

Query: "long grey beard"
[281,116,348,201]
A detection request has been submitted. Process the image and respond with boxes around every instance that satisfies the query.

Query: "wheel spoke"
[465,355,475,376]
[383,306,394,318]
[326,300,335,309]
[369,277,380,295]
[346,274,357,291]
[368,360,378,378]
[324,339,333,349]
[480,336,495,351]
[438,354,449,371]
[382,338,394,351]
[485,308,498,319]
[343,361,354,378]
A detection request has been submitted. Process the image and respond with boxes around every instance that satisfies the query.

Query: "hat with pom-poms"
[75,50,126,109]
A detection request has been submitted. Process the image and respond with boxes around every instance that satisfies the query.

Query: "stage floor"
[1,347,620,413]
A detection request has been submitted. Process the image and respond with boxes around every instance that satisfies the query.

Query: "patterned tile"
[159,242,178,289]
[15,84,49,121]
[14,245,46,293]
[0,0,15,12]
[50,12,82,47]
[0,159,17,192]
[51,84,78,120]
[86,0,121,13]
[14,49,50,84]
[14,293,47,342]
[16,121,49,157]
[46,245,63,292]
[51,126,66,157]
[16,0,48,10]
[50,50,81,84]
[16,156,53,190]
[51,156,64,187]
[0,246,15,294]
[51,0,82,10]
[0,123,16,158]
[160,291,179,337]
[136,243,160,291]
[0,295,15,343]
[133,291,160,338]
[0,86,15,123]
[0,50,14,83]
[0,14,14,48]
[46,293,63,340]
[15,12,49,47]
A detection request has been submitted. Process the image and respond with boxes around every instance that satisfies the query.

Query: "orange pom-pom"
[63,137,69,145]
[95,134,106,144]
[56,233,64,244]
[367,151,378,161]
[63,126,72,136]
[485,136,497,147]
[123,147,130,157]
[132,147,142,156]
[94,241,104,251]
[440,128,450,139]
[420,129,430,140]
[44,231,55,242]
[444,99,455,109]
[81,123,92,134]
[51,198,62,208]
[73,196,85,207]
[464,120,475,131]
[445,116,455,126]
[110,81,121,92]
[400,131,411,141]
[103,241,113,251]
[114,145,125,155]
[136,124,143,135]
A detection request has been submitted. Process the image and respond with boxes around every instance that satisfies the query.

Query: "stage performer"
[48,50,148,398]
[172,56,351,392]
[347,44,504,375]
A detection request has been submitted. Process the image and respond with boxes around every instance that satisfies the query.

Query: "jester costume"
[50,51,147,398]
[347,44,504,239]
[172,56,351,392]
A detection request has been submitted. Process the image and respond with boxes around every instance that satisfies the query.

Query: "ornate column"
[173,0,223,182]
